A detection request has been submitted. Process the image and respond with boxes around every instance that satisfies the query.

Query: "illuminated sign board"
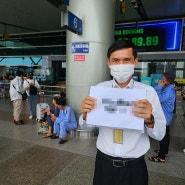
[115,19,183,52]
[63,0,69,5]
[181,19,185,51]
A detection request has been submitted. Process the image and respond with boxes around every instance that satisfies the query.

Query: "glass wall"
[134,60,185,89]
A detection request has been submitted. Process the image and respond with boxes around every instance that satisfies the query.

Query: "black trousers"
[159,126,170,159]
[93,150,148,185]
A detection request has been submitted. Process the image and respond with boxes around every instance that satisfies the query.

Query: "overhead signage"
[63,0,69,5]
[68,11,82,34]
[175,78,185,84]
[71,42,89,53]
[115,19,183,52]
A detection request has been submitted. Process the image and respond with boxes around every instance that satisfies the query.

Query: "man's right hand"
[80,96,95,120]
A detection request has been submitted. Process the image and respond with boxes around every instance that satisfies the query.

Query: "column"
[66,0,116,118]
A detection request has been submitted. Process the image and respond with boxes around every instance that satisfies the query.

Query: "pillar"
[66,0,116,119]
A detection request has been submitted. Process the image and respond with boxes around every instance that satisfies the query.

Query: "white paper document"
[87,86,146,131]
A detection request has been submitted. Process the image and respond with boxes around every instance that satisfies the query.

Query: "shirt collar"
[61,106,67,113]
[112,78,134,89]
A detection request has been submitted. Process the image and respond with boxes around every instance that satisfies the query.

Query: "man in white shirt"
[80,40,166,185]
[9,70,25,125]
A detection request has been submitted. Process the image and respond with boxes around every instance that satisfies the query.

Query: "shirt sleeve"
[23,80,29,89]
[79,114,86,127]
[154,85,174,104]
[146,88,166,141]
[63,107,72,123]
[35,80,40,89]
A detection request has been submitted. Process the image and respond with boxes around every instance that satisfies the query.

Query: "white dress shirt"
[80,78,166,158]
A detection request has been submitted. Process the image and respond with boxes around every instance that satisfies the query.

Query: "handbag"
[13,84,28,101]
[21,92,28,100]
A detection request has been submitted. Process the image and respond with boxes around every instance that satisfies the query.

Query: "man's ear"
[134,58,138,68]
[107,59,111,68]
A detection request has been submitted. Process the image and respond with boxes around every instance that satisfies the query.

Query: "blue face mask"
[110,64,134,83]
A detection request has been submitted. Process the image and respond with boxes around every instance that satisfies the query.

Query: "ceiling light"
[130,0,137,4]
[134,3,138,9]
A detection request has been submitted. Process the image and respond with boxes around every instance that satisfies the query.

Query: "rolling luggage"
[36,103,50,121]
[36,103,50,134]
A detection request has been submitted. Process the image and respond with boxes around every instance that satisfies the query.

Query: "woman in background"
[42,91,65,138]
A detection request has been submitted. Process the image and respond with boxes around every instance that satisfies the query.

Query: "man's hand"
[132,99,154,128]
[51,115,56,122]
[42,108,49,114]
[158,80,167,87]
[80,96,95,120]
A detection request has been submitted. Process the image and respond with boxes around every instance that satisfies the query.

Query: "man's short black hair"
[57,97,66,106]
[107,40,137,59]
[16,70,23,77]
[164,71,176,84]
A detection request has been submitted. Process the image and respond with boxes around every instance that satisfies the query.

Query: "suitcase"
[38,92,45,103]
[36,103,50,121]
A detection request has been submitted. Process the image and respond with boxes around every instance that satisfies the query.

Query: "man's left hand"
[132,99,154,128]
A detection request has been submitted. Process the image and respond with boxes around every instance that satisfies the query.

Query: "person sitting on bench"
[51,97,77,144]
[42,96,60,138]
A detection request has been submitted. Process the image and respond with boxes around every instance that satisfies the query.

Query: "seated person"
[42,96,60,138]
[51,97,77,144]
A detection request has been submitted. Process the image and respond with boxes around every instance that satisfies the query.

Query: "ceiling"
[0,0,184,35]
[0,0,185,56]
[115,0,185,24]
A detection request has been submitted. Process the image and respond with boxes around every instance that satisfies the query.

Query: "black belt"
[98,150,144,168]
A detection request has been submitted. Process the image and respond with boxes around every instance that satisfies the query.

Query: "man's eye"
[112,59,119,63]
[125,58,131,62]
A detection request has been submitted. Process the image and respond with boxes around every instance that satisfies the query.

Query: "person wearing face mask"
[23,72,40,119]
[148,72,176,163]
[80,40,166,185]
[9,70,26,125]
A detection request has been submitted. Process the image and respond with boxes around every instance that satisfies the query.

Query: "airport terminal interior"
[0,0,185,185]
[0,92,185,185]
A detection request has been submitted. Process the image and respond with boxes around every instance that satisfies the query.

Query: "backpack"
[26,79,38,95]
[29,85,37,95]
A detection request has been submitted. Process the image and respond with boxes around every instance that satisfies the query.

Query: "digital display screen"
[115,19,183,52]
[181,19,185,51]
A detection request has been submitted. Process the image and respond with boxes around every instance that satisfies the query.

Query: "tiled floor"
[0,96,185,185]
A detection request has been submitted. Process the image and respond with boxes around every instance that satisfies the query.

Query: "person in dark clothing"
[149,71,176,163]
[42,96,60,138]
[173,81,178,116]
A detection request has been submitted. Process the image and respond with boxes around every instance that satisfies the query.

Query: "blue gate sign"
[71,42,89,53]
[68,11,82,34]
[63,0,69,5]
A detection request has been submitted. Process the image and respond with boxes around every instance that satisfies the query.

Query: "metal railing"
[39,84,66,97]
[0,82,66,99]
